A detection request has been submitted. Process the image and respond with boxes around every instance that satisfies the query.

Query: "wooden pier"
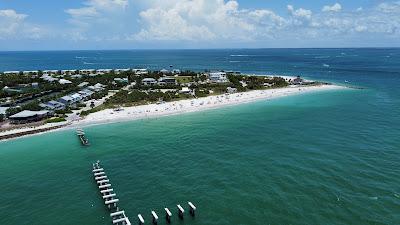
[77,128,90,146]
[92,160,198,225]
[92,161,131,225]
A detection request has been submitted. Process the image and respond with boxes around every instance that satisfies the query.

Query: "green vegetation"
[46,117,66,123]
[175,76,193,84]
[1,69,294,119]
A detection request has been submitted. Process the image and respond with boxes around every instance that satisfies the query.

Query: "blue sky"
[0,0,399,50]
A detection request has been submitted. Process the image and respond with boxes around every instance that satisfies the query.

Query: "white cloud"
[322,3,342,12]
[287,5,312,20]
[0,9,44,40]
[65,0,129,39]
[65,0,128,25]
[3,0,400,48]
[131,1,400,45]
[133,0,287,42]
[65,7,99,18]
[377,1,400,13]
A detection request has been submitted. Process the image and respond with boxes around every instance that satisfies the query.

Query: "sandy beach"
[0,84,345,141]
[75,84,344,127]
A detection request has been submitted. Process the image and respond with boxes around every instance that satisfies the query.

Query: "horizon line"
[1,47,400,52]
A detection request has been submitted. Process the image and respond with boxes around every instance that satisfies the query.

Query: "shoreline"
[0,84,346,142]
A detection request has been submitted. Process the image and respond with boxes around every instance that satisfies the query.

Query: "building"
[160,69,169,74]
[209,72,228,83]
[9,110,50,124]
[172,69,181,74]
[0,107,9,117]
[58,96,74,105]
[79,89,94,99]
[142,78,157,86]
[114,78,129,83]
[133,69,147,75]
[158,77,177,85]
[291,76,304,85]
[3,71,20,75]
[41,74,58,82]
[43,70,59,75]
[227,87,238,94]
[59,79,73,85]
[80,69,96,75]
[115,68,131,74]
[23,71,39,75]
[70,93,83,103]
[78,82,89,88]
[61,70,77,76]
[179,87,192,94]
[97,69,113,74]
[39,101,66,111]
[226,71,241,75]
[71,74,82,79]
[87,83,106,92]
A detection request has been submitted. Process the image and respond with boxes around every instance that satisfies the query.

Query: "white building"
[78,82,89,88]
[3,71,20,75]
[43,70,59,75]
[41,74,58,82]
[160,69,169,74]
[61,70,77,75]
[142,78,157,85]
[115,68,131,74]
[114,78,129,83]
[179,87,192,94]
[209,72,228,83]
[133,69,148,75]
[59,79,73,85]
[97,69,113,74]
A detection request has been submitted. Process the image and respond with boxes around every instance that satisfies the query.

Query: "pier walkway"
[92,161,131,225]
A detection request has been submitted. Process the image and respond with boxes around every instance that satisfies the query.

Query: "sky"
[0,0,399,50]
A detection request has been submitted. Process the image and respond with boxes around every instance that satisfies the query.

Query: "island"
[0,68,341,140]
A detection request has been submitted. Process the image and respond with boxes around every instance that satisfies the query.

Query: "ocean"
[0,49,399,225]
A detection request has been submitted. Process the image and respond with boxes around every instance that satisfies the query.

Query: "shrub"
[46,117,66,123]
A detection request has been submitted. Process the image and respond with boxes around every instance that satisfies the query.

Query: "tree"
[0,114,4,122]
[6,107,22,117]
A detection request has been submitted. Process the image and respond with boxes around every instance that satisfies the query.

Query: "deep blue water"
[0,49,399,225]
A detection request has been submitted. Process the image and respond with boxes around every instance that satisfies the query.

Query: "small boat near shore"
[76,128,90,146]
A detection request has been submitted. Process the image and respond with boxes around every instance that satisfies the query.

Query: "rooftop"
[9,110,49,118]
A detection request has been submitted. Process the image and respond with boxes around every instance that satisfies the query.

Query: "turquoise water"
[1,49,399,224]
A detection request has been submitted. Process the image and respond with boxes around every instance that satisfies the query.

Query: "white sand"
[74,84,344,127]
[0,84,345,141]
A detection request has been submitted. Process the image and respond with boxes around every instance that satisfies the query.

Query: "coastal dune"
[76,84,344,127]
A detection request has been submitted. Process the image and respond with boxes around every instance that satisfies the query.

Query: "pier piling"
[151,211,158,224]
[188,202,196,216]
[164,208,172,223]
[92,161,131,225]
[177,204,184,219]
[138,214,145,225]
